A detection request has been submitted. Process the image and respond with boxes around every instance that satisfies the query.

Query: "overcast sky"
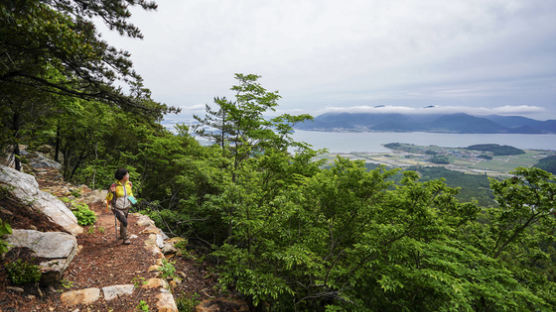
[96,0,556,120]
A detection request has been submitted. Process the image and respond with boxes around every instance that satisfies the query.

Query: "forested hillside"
[1,1,555,311]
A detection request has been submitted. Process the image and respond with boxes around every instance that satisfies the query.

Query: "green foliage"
[61,279,74,289]
[535,155,556,174]
[72,204,97,226]
[132,275,147,289]
[136,300,150,312]
[0,218,12,255]
[174,240,191,258]
[159,258,177,280]
[3,66,555,311]
[5,259,41,285]
[466,144,525,156]
[0,185,14,200]
[430,154,450,164]
[60,197,71,203]
[86,224,104,234]
[70,189,81,198]
[407,166,496,207]
[175,292,201,312]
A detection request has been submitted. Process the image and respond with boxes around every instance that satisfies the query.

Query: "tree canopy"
[1,2,554,310]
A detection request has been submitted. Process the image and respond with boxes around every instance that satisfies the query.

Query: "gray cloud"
[95,0,556,119]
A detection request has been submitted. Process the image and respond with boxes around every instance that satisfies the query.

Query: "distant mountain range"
[295,112,556,134]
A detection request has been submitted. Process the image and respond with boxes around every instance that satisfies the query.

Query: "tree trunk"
[69,151,87,180]
[12,111,21,171]
[54,120,60,162]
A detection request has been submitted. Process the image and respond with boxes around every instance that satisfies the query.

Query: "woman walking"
[106,168,134,244]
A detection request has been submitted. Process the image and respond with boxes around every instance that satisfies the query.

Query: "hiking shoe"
[123,239,131,245]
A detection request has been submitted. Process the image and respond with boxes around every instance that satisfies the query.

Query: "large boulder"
[78,189,107,205]
[0,165,82,235]
[5,229,78,285]
[21,150,62,170]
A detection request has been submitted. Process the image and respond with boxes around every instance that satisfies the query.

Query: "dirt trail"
[1,168,227,312]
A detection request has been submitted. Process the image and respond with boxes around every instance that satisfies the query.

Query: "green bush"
[174,239,190,257]
[5,258,42,285]
[176,292,200,312]
[70,189,81,198]
[0,218,12,255]
[159,258,177,280]
[136,299,149,312]
[72,204,97,225]
[0,185,14,200]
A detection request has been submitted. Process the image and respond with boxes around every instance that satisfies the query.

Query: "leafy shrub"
[175,292,200,312]
[0,218,12,255]
[70,189,81,197]
[5,259,41,285]
[174,239,190,257]
[136,299,149,312]
[132,275,147,288]
[159,258,177,280]
[72,204,97,225]
[71,202,89,211]
[0,185,14,200]
[60,196,71,203]
[60,279,74,289]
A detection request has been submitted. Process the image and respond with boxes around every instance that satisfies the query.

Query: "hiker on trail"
[106,168,134,245]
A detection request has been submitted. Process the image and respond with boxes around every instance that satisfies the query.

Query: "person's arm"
[106,184,117,202]
[106,184,115,211]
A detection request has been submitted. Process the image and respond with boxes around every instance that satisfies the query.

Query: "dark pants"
[113,208,129,239]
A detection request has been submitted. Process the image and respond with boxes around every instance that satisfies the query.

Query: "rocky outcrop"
[5,229,78,285]
[21,150,62,170]
[0,165,82,235]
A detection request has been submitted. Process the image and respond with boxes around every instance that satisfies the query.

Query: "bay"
[291,130,556,153]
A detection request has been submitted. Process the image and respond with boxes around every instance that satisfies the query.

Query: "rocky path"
[1,167,178,312]
[2,163,246,312]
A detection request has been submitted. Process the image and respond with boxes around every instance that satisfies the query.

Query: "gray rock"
[156,233,165,249]
[6,229,78,285]
[6,229,77,258]
[79,189,107,205]
[0,165,82,235]
[26,151,62,170]
[162,242,177,255]
[136,214,155,227]
[102,284,135,301]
